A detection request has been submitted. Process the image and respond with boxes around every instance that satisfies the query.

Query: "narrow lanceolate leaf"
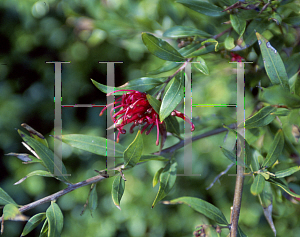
[162,197,228,225]
[112,176,125,210]
[21,213,46,236]
[245,106,276,129]
[256,32,289,91]
[39,219,48,237]
[164,115,180,136]
[177,0,225,17]
[46,202,63,237]
[0,187,18,206]
[91,77,163,95]
[146,94,161,114]
[262,129,284,168]
[275,166,300,178]
[14,170,53,185]
[142,32,184,62]
[270,108,290,116]
[259,182,276,236]
[152,160,177,208]
[163,26,211,38]
[153,167,164,187]
[230,14,246,36]
[186,44,216,58]
[21,123,48,148]
[160,76,184,122]
[220,147,247,168]
[244,19,269,47]
[194,57,209,75]
[88,184,98,215]
[251,174,265,195]
[259,85,300,108]
[18,130,70,184]
[58,134,125,158]
[268,177,300,199]
[123,130,143,168]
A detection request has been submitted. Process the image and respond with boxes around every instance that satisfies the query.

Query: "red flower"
[230,53,244,62]
[100,90,195,146]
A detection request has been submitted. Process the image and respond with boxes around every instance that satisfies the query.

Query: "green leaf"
[292,73,300,97]
[251,174,265,195]
[237,225,248,237]
[268,177,300,199]
[177,0,225,17]
[275,166,300,178]
[258,182,273,208]
[186,44,216,58]
[259,85,300,108]
[0,187,18,206]
[160,75,184,122]
[88,184,98,215]
[58,134,125,157]
[244,19,269,47]
[147,41,203,75]
[142,32,185,62]
[164,115,180,136]
[220,147,248,168]
[139,155,169,162]
[152,159,177,208]
[224,36,235,50]
[22,213,46,236]
[14,170,54,185]
[223,125,251,168]
[153,167,164,187]
[123,130,143,168]
[111,176,125,210]
[194,57,209,75]
[18,130,70,184]
[46,202,63,237]
[270,108,290,116]
[201,38,219,51]
[146,94,161,114]
[284,16,300,26]
[251,150,263,172]
[163,26,211,38]
[3,204,21,220]
[147,61,181,75]
[262,129,284,168]
[39,219,48,237]
[21,123,48,148]
[91,77,163,95]
[244,106,276,129]
[230,14,246,36]
[256,32,289,91]
[163,196,228,225]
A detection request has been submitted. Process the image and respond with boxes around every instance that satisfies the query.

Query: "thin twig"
[158,123,236,155]
[213,28,232,40]
[0,173,109,222]
[206,163,234,190]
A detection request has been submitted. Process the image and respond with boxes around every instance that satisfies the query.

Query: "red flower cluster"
[230,53,244,62]
[100,90,195,146]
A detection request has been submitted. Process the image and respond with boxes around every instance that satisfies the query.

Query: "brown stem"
[0,174,108,222]
[230,165,244,237]
[213,27,232,40]
[158,123,236,155]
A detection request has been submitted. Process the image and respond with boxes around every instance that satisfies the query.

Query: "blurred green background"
[1,0,300,236]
